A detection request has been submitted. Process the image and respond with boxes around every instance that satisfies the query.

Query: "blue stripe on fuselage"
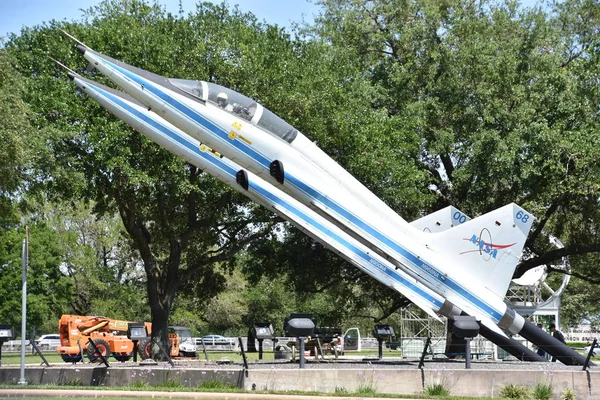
[100,57,273,168]
[93,56,503,322]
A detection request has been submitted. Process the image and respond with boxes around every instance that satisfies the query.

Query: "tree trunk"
[118,204,182,361]
[149,289,171,361]
[146,243,182,361]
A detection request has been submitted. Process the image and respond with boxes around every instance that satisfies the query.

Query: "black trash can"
[274,344,291,360]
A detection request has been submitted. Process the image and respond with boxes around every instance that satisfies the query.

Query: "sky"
[0,0,548,42]
[0,0,320,40]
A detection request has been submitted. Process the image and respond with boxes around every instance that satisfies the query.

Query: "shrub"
[355,384,378,396]
[353,370,378,396]
[425,382,450,397]
[500,383,529,399]
[197,380,237,389]
[131,380,149,388]
[153,378,182,388]
[60,378,83,386]
[561,388,576,400]
[532,382,553,400]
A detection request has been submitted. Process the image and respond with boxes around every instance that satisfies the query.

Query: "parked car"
[35,334,61,350]
[200,334,236,346]
[169,326,197,357]
[584,342,600,356]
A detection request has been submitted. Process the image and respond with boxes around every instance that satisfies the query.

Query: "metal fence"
[1,340,32,353]
[0,334,503,359]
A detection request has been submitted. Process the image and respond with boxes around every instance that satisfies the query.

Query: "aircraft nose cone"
[67,72,75,81]
[76,44,86,55]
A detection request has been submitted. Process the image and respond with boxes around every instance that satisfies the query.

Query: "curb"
[0,388,422,399]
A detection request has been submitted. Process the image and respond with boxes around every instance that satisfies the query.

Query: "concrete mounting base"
[0,365,598,400]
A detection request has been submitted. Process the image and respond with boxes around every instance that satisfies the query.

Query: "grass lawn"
[3,345,598,367]
[0,397,233,400]
[2,347,597,366]
[0,348,394,366]
[1,397,241,400]
[0,386,528,400]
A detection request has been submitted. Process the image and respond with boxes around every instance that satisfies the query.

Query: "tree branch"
[439,153,454,183]
[525,197,564,250]
[374,298,412,322]
[179,221,276,281]
[547,266,600,285]
[561,44,588,68]
[515,242,600,278]
[365,6,401,62]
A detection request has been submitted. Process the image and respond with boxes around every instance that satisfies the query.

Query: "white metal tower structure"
[506,235,571,330]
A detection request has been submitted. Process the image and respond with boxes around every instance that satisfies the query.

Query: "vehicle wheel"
[113,351,132,362]
[87,338,111,362]
[61,353,82,363]
[138,338,152,360]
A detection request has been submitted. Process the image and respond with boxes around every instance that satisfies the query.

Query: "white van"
[35,334,61,350]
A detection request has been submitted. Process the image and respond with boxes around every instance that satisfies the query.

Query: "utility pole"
[18,227,29,385]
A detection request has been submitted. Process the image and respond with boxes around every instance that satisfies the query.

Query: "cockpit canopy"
[169,79,298,143]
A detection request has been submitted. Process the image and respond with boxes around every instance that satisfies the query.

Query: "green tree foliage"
[0,223,72,336]
[243,274,297,334]
[172,267,250,336]
[4,0,600,340]
[561,255,600,327]
[0,49,74,337]
[5,0,428,339]
[234,3,434,326]
[4,0,299,357]
[41,199,149,320]
[0,50,31,221]
[243,227,419,331]
[313,0,600,293]
[201,268,248,334]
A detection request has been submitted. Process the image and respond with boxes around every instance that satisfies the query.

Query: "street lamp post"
[127,323,148,363]
[18,228,29,385]
[253,323,274,360]
[284,314,315,369]
[372,324,395,360]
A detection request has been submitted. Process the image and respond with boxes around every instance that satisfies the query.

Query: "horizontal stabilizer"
[425,203,534,301]
[411,206,471,233]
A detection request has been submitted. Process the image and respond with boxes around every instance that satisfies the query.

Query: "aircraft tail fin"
[410,206,471,233]
[426,203,534,300]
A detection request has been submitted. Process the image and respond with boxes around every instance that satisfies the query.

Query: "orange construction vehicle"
[57,314,180,362]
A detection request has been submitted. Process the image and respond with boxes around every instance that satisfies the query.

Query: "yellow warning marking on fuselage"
[238,135,252,145]
[231,121,242,130]
[228,131,252,145]
[200,144,220,157]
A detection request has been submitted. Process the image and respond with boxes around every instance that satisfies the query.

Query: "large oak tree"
[313,0,600,283]
[5,0,297,357]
